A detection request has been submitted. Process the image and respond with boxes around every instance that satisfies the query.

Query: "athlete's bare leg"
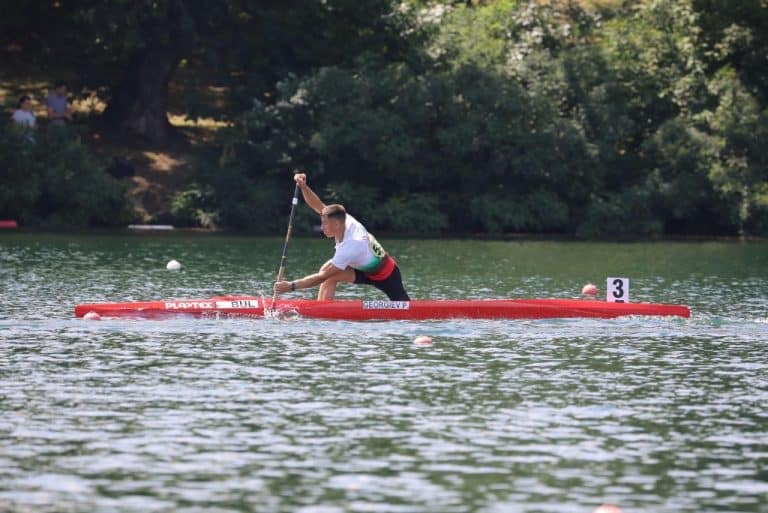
[317,260,355,300]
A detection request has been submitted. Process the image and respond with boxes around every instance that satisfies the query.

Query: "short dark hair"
[17,95,30,108]
[54,80,67,89]
[323,204,346,221]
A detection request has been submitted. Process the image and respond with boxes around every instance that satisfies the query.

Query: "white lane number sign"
[606,277,630,303]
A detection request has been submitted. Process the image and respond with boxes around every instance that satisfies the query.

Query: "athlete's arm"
[274,262,345,294]
[294,173,326,214]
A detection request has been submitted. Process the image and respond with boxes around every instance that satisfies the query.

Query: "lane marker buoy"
[593,505,623,513]
[414,335,433,345]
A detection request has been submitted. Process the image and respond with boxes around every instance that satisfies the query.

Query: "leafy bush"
[577,187,663,238]
[170,185,218,228]
[0,123,132,227]
[469,190,569,234]
[382,193,447,234]
[642,118,731,234]
[0,125,41,222]
[705,68,768,235]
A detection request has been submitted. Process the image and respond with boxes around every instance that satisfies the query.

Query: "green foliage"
[0,124,133,227]
[642,118,728,234]
[694,0,768,104]
[0,126,40,222]
[201,0,766,236]
[600,1,708,115]
[383,193,448,234]
[5,0,768,236]
[577,187,664,238]
[323,182,385,228]
[170,185,217,228]
[208,171,285,233]
[469,190,569,234]
[214,54,595,233]
[705,68,768,234]
[1,0,419,118]
[431,0,521,69]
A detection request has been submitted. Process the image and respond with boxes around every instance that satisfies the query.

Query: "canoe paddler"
[273,173,410,301]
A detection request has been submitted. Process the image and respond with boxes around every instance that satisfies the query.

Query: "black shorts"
[354,265,410,301]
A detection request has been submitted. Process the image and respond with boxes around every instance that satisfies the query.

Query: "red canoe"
[75,296,690,320]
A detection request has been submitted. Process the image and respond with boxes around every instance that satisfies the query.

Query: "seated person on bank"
[12,95,36,128]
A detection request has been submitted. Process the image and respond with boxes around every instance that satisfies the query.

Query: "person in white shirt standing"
[12,95,36,128]
[274,173,410,301]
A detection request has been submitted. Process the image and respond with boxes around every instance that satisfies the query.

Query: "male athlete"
[273,173,410,301]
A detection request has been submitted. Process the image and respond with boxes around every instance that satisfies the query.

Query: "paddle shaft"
[273,183,301,301]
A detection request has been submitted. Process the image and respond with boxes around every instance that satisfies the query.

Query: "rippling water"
[1,233,767,513]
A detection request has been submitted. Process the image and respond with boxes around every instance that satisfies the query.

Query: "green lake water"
[1,233,767,513]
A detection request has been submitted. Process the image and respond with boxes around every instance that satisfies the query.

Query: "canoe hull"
[75,296,690,320]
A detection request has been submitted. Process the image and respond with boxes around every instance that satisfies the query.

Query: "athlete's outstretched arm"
[274,261,346,294]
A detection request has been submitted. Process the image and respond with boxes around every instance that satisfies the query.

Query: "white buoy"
[581,283,598,296]
[166,259,181,271]
[414,335,433,345]
[83,311,101,321]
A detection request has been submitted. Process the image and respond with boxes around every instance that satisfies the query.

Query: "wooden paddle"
[272,182,301,306]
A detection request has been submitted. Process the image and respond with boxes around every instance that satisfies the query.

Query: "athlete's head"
[320,204,346,238]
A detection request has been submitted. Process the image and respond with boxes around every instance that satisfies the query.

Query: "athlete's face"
[320,214,343,238]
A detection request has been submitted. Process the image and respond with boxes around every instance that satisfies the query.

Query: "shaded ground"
[86,128,197,223]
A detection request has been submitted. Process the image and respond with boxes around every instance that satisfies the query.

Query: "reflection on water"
[1,234,767,513]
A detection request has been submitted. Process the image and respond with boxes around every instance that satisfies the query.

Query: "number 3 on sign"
[606,277,630,303]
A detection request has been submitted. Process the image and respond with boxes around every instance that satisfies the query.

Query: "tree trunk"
[101,0,194,144]
[103,46,181,144]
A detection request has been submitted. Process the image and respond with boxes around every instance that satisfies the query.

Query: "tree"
[1,0,415,143]
[693,0,768,104]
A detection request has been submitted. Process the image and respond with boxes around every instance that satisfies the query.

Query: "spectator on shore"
[11,95,36,128]
[46,81,73,126]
